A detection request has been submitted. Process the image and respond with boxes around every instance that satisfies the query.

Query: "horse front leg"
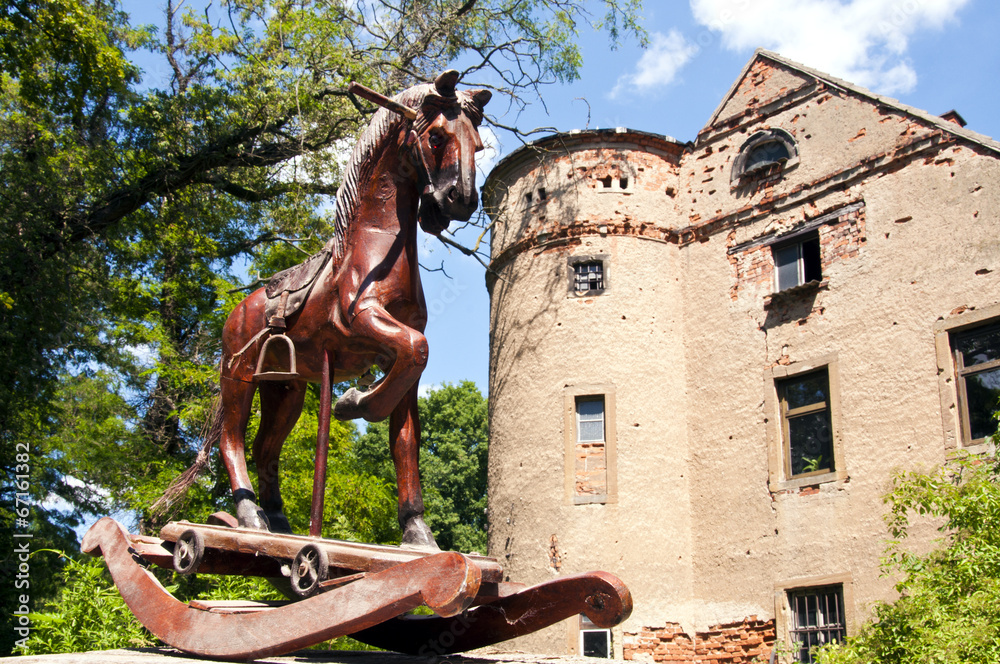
[390,384,437,549]
[333,305,427,423]
[219,376,270,530]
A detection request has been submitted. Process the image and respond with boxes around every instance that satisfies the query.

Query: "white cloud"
[611,30,699,98]
[690,0,971,94]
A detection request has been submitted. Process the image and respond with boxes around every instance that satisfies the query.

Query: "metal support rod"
[310,349,332,538]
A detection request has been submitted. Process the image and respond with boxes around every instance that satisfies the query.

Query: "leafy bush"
[817,451,1000,664]
[21,552,155,655]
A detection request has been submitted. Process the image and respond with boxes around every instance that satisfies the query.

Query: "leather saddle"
[264,245,332,329]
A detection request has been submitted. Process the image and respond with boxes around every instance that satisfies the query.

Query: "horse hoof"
[236,501,271,531]
[333,388,365,421]
[265,511,293,535]
[401,517,439,550]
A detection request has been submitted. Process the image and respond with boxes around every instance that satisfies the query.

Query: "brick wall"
[624,617,775,663]
[575,441,607,498]
[728,203,867,301]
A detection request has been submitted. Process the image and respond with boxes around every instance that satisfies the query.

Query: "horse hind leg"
[219,376,270,530]
[252,380,307,535]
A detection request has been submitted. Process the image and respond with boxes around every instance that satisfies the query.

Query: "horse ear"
[469,88,492,110]
[434,70,460,97]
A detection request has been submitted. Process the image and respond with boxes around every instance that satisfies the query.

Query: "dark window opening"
[779,369,833,477]
[580,614,612,658]
[951,322,1000,442]
[538,187,547,200]
[734,129,798,182]
[524,192,532,204]
[619,177,629,189]
[745,140,791,173]
[573,261,604,294]
[773,234,821,292]
[788,586,845,663]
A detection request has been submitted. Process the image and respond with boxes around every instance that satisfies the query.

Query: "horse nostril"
[447,187,460,203]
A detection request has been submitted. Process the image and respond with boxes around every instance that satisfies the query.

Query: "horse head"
[350,72,491,235]
[409,70,491,234]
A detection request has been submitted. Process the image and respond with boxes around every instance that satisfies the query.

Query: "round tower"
[483,128,689,655]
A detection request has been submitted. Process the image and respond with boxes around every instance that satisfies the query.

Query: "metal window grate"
[789,586,845,663]
[574,262,604,292]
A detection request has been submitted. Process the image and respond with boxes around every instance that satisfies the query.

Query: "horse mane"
[330,84,435,260]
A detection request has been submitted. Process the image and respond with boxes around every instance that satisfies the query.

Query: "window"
[579,615,612,658]
[773,233,822,292]
[732,128,799,182]
[575,397,607,502]
[779,369,833,477]
[745,140,791,173]
[951,321,1000,442]
[577,398,605,442]
[788,586,846,663]
[569,256,608,296]
[564,386,617,505]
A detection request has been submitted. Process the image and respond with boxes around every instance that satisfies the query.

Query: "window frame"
[766,355,847,492]
[778,369,834,480]
[934,304,1000,451]
[786,585,847,663]
[568,254,610,297]
[563,384,617,505]
[772,232,822,293]
[774,574,854,664]
[732,128,799,183]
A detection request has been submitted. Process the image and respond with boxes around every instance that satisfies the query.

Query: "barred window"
[788,586,845,663]
[573,261,604,294]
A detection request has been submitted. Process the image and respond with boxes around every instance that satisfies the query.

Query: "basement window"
[580,614,612,658]
[773,233,821,292]
[788,585,846,663]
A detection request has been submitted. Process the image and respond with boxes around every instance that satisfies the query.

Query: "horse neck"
[348,128,420,240]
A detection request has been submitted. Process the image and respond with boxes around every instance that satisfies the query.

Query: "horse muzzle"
[419,185,478,234]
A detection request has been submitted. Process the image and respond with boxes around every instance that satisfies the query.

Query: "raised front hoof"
[236,500,271,531]
[400,517,439,551]
[334,388,388,422]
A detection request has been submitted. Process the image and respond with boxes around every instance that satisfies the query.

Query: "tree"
[816,445,1000,664]
[354,381,489,552]
[0,0,643,653]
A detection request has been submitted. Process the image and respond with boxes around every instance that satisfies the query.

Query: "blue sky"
[121,0,1000,396]
[419,0,1000,395]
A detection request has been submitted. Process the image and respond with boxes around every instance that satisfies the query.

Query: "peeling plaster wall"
[483,54,1000,661]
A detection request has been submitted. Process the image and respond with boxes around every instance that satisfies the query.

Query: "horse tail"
[150,396,223,521]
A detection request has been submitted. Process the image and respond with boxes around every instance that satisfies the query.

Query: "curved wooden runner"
[82,517,481,661]
[350,571,633,655]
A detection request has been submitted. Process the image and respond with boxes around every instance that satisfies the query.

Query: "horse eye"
[428,131,446,149]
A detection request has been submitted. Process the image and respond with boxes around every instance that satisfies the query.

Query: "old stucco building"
[481,50,1000,663]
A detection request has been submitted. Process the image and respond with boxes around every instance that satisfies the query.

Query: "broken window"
[773,233,822,292]
[779,369,834,477]
[573,261,605,294]
[788,585,846,663]
[951,321,1000,442]
[733,128,798,182]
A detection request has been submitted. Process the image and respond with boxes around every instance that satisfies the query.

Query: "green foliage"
[21,552,155,655]
[816,450,1000,664]
[355,381,488,552]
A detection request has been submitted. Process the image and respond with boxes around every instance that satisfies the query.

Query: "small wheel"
[173,529,205,576]
[290,543,329,598]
